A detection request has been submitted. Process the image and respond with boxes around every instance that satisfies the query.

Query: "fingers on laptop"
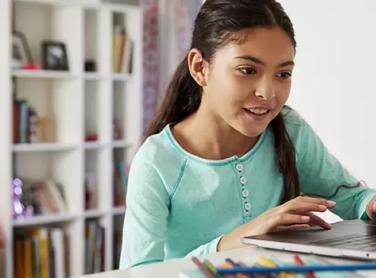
[275,223,311,232]
[274,196,333,230]
[269,213,311,228]
[271,212,330,231]
[306,212,332,229]
[288,196,336,207]
[365,196,376,220]
[280,197,335,215]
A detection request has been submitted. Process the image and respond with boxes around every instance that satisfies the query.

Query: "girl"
[120,0,376,268]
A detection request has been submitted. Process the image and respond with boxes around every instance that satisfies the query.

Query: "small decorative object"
[113,118,123,140]
[84,59,97,72]
[41,41,69,70]
[85,133,98,142]
[12,31,41,70]
[12,177,34,220]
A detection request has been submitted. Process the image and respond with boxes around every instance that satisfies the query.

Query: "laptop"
[241,219,376,260]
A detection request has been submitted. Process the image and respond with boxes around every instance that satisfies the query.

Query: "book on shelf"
[13,99,29,144]
[113,160,128,207]
[112,22,134,73]
[13,99,21,144]
[13,99,55,144]
[113,216,123,269]
[12,177,66,220]
[113,24,125,73]
[85,220,105,274]
[84,171,98,210]
[14,227,68,278]
[122,36,133,74]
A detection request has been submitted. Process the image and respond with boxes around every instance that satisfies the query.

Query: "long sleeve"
[119,155,226,268]
[184,235,223,257]
[119,160,170,269]
[292,117,376,219]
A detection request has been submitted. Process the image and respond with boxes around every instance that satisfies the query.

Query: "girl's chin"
[242,128,267,139]
[232,124,267,139]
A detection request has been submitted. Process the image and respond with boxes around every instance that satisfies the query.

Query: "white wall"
[280,0,376,188]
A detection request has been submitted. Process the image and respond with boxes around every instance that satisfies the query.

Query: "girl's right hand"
[217,196,336,251]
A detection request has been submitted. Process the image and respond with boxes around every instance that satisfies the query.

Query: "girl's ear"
[187,48,208,87]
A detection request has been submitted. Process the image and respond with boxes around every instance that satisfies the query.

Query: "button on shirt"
[244,203,252,211]
[236,163,244,172]
[120,108,376,269]
[239,176,247,185]
[242,190,249,198]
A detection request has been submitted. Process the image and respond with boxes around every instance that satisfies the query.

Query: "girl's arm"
[294,118,376,220]
[119,158,229,267]
[218,110,376,252]
[119,161,170,269]
[217,195,335,251]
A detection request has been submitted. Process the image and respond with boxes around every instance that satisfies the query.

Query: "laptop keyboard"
[312,233,376,251]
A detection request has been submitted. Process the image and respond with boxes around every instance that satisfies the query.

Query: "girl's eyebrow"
[234,55,295,68]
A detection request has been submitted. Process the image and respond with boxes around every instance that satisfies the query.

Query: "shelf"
[14,0,100,6]
[13,143,78,152]
[111,73,131,81]
[83,209,107,218]
[83,141,108,149]
[85,73,131,80]
[14,0,70,5]
[3,1,143,276]
[111,207,126,215]
[84,72,105,80]
[13,213,78,227]
[12,69,78,79]
[112,140,131,148]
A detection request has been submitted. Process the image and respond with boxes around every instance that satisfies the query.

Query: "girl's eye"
[277,71,292,80]
[238,67,257,75]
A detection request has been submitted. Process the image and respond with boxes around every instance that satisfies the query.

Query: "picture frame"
[12,31,33,69]
[41,41,69,71]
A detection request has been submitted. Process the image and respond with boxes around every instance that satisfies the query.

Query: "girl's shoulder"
[281,106,306,127]
[280,106,314,143]
[131,125,187,174]
[129,126,189,196]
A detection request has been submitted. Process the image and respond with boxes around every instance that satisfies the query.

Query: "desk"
[79,246,376,278]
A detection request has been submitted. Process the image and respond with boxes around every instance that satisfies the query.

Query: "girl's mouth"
[243,107,271,121]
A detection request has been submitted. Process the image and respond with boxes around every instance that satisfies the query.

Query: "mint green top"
[119,108,376,269]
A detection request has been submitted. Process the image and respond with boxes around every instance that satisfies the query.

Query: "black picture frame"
[12,31,33,69]
[41,41,69,71]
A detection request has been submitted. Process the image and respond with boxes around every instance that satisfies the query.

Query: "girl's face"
[202,27,295,138]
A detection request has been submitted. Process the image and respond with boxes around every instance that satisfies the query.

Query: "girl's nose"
[254,78,276,100]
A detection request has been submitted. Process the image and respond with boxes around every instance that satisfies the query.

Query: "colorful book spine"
[14,228,66,278]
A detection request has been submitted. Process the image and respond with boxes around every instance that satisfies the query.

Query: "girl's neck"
[172,106,259,160]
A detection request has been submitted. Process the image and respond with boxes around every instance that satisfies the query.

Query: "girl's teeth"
[248,108,268,114]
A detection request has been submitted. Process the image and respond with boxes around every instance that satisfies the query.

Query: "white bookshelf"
[12,69,78,79]
[13,143,78,152]
[0,0,143,277]
[111,207,127,216]
[13,213,79,228]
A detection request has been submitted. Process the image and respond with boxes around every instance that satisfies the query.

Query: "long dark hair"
[144,0,300,202]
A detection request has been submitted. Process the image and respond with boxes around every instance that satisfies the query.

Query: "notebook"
[241,219,376,260]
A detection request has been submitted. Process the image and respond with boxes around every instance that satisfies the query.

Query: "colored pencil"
[258,256,295,278]
[225,258,250,278]
[216,262,376,275]
[191,257,216,278]
[203,259,224,278]
[293,255,316,278]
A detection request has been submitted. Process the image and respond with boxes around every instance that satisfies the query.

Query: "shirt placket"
[234,160,252,221]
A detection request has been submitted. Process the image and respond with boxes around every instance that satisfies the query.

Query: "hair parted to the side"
[144,0,299,202]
